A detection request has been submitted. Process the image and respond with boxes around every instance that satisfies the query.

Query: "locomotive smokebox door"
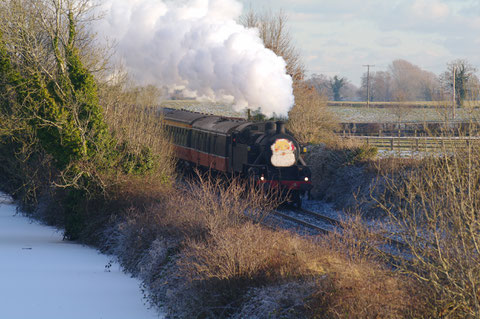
[270,138,296,167]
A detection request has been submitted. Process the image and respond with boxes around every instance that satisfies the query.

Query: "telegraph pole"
[363,64,375,108]
[452,67,456,119]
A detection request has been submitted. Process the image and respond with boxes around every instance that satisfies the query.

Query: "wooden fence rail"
[346,136,480,152]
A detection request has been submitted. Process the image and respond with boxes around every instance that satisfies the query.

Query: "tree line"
[310,59,479,106]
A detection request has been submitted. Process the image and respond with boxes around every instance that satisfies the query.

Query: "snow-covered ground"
[160,100,480,123]
[328,106,477,123]
[0,193,163,319]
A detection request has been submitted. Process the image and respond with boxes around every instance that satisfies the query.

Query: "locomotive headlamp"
[304,177,309,182]
[260,174,265,181]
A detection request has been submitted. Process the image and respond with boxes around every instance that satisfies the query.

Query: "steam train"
[160,108,312,207]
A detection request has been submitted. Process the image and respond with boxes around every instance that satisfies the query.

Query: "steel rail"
[293,207,409,251]
[271,210,329,234]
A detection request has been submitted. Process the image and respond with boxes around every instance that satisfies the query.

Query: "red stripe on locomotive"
[257,179,312,191]
[174,145,229,172]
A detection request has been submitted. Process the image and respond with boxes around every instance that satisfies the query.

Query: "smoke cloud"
[94,0,294,117]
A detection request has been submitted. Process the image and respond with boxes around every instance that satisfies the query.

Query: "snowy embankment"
[0,193,162,319]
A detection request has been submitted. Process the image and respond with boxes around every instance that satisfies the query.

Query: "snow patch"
[0,195,163,319]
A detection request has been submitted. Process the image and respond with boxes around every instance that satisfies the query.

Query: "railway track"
[293,207,341,226]
[271,210,330,234]
[272,206,408,251]
[298,207,408,250]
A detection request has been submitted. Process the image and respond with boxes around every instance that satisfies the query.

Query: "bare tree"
[441,59,478,106]
[389,59,439,101]
[240,9,305,84]
[358,71,392,102]
[308,73,330,96]
[287,84,338,144]
[378,140,480,317]
[0,0,109,84]
[358,59,439,102]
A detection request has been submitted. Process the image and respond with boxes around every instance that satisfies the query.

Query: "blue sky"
[240,0,480,86]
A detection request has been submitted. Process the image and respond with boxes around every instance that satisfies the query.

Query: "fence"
[347,135,480,152]
[327,101,480,108]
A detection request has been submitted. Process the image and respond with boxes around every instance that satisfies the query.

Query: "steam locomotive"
[160,108,312,207]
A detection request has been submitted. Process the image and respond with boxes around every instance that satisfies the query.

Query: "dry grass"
[165,174,412,318]
[307,260,412,319]
[178,218,413,318]
[179,223,322,282]
[159,173,283,239]
[100,167,417,318]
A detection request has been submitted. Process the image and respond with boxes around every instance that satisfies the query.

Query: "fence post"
[416,139,419,151]
[390,138,394,151]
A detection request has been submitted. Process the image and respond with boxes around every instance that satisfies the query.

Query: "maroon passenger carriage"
[160,108,312,207]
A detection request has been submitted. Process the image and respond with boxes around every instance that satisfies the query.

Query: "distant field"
[327,100,480,108]
[328,106,480,123]
[159,99,480,123]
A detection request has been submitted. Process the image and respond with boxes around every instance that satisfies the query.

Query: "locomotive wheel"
[296,196,302,208]
[292,191,302,208]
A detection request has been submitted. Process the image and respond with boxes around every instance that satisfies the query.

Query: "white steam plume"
[94,0,294,117]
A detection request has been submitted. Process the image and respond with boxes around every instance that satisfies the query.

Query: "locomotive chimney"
[266,121,277,134]
[276,121,286,134]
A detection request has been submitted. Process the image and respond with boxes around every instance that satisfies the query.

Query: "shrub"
[377,137,480,317]
[346,144,378,164]
[307,261,411,319]
[179,223,323,283]
[101,88,176,183]
[176,224,323,317]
